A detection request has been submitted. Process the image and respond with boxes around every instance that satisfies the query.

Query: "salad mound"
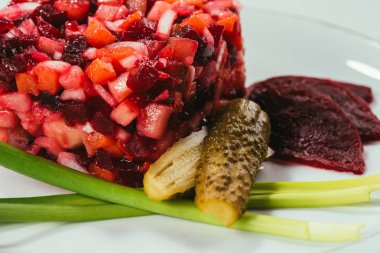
[0,0,245,187]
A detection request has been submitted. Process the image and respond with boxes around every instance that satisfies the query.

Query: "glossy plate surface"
[1,1,380,252]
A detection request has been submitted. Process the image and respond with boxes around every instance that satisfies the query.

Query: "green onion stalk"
[0,142,366,242]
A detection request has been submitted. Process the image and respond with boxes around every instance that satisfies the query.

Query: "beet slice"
[331,80,373,104]
[248,82,365,174]
[253,76,380,141]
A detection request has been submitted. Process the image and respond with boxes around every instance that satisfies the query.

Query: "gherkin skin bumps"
[195,99,271,226]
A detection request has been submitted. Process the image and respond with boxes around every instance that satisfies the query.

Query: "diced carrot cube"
[85,131,124,157]
[86,132,110,148]
[163,0,177,3]
[105,143,125,157]
[35,68,61,95]
[15,72,39,96]
[84,18,117,48]
[119,11,142,30]
[85,59,116,84]
[0,128,8,142]
[96,46,135,61]
[186,0,203,7]
[89,163,117,182]
[217,15,238,33]
[181,15,207,34]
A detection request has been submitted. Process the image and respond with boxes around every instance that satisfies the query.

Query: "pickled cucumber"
[143,128,272,202]
[144,128,207,201]
[195,99,271,226]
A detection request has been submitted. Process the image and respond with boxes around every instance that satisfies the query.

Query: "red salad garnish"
[0,0,245,187]
[247,76,379,174]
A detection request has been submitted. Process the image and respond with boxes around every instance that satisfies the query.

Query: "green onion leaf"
[0,142,364,242]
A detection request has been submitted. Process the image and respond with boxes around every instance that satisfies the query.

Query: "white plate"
[1,2,380,253]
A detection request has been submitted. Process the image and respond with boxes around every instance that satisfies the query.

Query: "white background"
[248,0,380,41]
[1,1,380,253]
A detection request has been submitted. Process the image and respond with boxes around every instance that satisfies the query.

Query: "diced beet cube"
[59,100,88,126]
[118,160,149,187]
[94,148,114,171]
[124,134,154,160]
[39,92,61,112]
[127,64,159,93]
[0,18,14,33]
[208,24,224,46]
[140,39,167,58]
[110,99,140,127]
[123,18,156,41]
[61,53,86,68]
[64,35,88,54]
[136,103,173,139]
[36,17,61,39]
[91,111,115,136]
[32,4,67,27]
